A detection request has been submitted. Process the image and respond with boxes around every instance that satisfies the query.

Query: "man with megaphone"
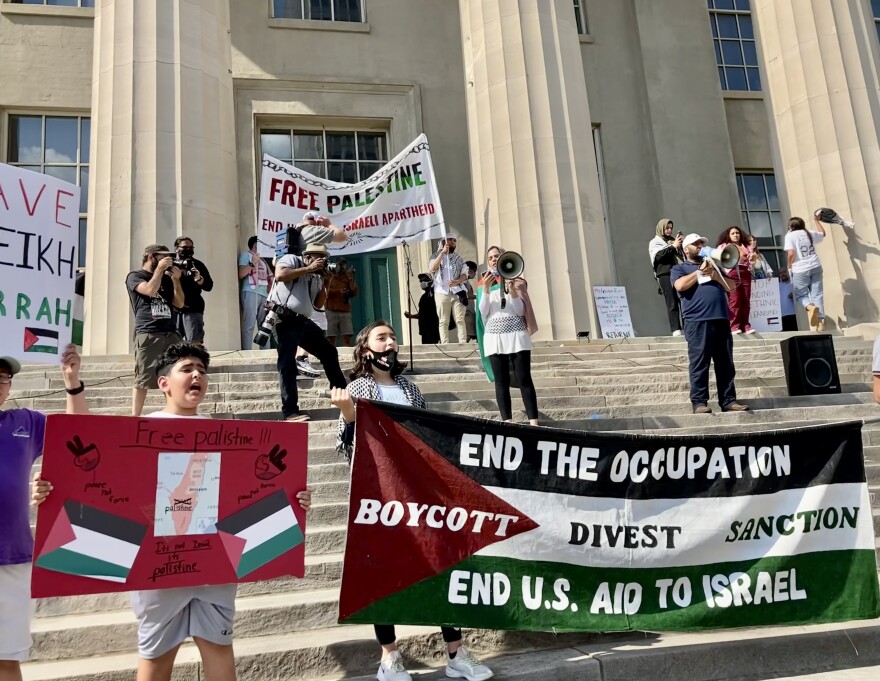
[671,234,750,415]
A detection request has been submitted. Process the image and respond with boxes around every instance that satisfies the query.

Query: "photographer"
[125,244,184,416]
[324,257,359,346]
[429,234,468,344]
[270,242,347,422]
[171,236,213,345]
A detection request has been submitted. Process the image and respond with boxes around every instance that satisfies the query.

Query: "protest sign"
[339,401,878,632]
[32,415,308,597]
[593,286,635,339]
[0,163,79,364]
[750,277,782,332]
[256,134,445,258]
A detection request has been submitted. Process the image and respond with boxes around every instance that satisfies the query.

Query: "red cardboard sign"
[32,415,308,598]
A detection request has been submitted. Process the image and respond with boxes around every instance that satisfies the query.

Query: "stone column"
[458,0,613,339]
[85,0,240,353]
[753,0,880,329]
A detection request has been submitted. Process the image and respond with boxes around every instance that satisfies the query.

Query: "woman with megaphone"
[716,226,760,335]
[476,246,540,426]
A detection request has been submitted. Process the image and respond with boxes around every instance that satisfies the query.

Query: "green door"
[336,248,400,341]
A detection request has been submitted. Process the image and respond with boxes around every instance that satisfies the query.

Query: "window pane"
[261,131,292,161]
[79,218,87,269]
[79,167,89,213]
[293,132,323,160]
[748,211,772,239]
[747,67,762,91]
[738,15,755,39]
[296,160,325,178]
[334,0,362,22]
[80,118,91,163]
[716,13,739,37]
[765,174,779,210]
[710,14,718,38]
[81,0,95,6]
[721,40,744,65]
[770,212,784,244]
[357,133,387,162]
[273,0,303,19]
[8,115,42,163]
[326,132,356,160]
[725,67,748,90]
[44,166,77,185]
[718,66,726,89]
[714,41,722,64]
[742,41,757,65]
[741,212,750,231]
[327,161,357,183]
[45,117,78,163]
[714,0,735,9]
[742,174,768,209]
[305,0,332,20]
[359,162,384,180]
[48,0,78,5]
[737,175,746,209]
[873,0,880,18]
[734,0,750,10]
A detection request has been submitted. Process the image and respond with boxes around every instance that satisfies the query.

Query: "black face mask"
[367,348,397,372]
[178,247,194,259]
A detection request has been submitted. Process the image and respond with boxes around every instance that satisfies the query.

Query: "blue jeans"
[791,266,824,319]
[683,319,737,409]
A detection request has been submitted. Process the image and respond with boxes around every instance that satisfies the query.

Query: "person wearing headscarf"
[648,218,684,336]
[404,273,441,344]
[476,246,539,426]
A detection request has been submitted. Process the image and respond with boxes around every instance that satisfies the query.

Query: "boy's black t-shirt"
[126,270,178,334]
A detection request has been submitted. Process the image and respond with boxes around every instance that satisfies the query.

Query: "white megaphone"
[699,244,740,270]
[496,251,525,279]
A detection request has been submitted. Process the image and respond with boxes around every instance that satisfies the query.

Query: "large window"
[8,0,95,6]
[573,0,589,35]
[737,172,784,270]
[6,114,90,268]
[708,0,761,92]
[272,0,363,22]
[260,129,388,183]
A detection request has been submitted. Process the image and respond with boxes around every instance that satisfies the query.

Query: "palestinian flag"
[24,327,59,354]
[216,490,303,578]
[36,501,147,583]
[339,401,880,632]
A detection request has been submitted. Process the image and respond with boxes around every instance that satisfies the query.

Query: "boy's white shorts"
[0,563,33,662]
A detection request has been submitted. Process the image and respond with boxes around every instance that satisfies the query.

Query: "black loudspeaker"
[780,335,841,396]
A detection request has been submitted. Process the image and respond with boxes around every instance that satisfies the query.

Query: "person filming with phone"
[429,234,469,344]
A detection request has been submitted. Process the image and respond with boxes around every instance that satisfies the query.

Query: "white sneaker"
[446,646,493,681]
[672,330,682,337]
[296,357,321,378]
[732,329,742,335]
[377,651,412,681]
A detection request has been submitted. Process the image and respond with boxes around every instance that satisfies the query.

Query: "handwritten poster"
[749,278,782,333]
[0,163,80,365]
[32,415,308,598]
[592,286,636,339]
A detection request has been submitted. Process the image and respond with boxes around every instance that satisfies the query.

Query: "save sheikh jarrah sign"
[339,402,879,632]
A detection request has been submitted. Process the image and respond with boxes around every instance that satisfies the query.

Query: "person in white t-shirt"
[34,342,312,681]
[783,215,827,332]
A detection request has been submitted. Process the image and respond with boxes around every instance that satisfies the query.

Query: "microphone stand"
[401,240,416,374]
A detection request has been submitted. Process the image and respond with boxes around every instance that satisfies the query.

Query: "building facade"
[2,0,880,352]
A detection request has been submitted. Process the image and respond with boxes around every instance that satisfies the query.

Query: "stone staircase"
[8,332,880,681]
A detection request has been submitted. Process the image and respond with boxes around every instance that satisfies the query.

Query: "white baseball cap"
[682,233,708,249]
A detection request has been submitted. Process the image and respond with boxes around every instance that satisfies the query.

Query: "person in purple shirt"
[0,346,87,679]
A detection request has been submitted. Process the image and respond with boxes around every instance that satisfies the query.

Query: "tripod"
[401,240,417,373]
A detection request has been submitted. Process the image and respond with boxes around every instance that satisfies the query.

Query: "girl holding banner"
[330,321,494,681]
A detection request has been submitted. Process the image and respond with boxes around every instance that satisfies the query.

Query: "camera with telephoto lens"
[253,301,287,347]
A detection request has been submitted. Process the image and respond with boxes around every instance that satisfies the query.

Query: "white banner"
[256,134,445,258]
[593,286,636,339]
[0,164,79,364]
[749,277,782,332]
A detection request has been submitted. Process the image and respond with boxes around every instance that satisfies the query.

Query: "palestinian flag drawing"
[36,501,147,583]
[339,401,880,632]
[216,490,304,578]
[24,327,59,354]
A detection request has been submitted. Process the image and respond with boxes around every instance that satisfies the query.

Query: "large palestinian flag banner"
[339,401,880,631]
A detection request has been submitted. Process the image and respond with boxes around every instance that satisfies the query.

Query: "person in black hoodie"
[404,273,441,344]
[648,218,684,336]
[174,236,214,346]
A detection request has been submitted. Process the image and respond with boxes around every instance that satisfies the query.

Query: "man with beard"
[671,234,750,415]
[428,235,468,344]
